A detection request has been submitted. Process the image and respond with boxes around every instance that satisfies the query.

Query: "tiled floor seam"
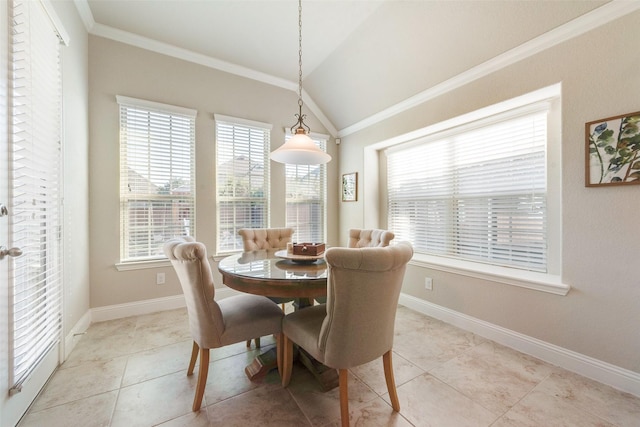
[485,384,537,427]
[527,374,623,427]
[426,370,506,425]
[107,388,121,427]
[283,382,318,426]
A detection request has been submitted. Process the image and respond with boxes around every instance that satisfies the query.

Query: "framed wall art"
[586,111,640,187]
[341,172,357,202]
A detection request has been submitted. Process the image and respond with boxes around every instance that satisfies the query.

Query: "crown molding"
[74,0,638,141]
[302,89,338,137]
[73,0,337,137]
[91,23,297,92]
[73,0,94,31]
[337,0,640,138]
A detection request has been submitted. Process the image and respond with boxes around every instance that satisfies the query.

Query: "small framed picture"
[585,111,640,187]
[342,172,357,202]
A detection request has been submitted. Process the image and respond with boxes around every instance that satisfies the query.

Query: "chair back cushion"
[238,227,294,251]
[348,228,395,248]
[320,242,413,368]
[163,237,224,348]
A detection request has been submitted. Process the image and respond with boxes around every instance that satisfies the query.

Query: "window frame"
[386,106,549,272]
[214,114,272,254]
[371,84,568,295]
[116,96,197,265]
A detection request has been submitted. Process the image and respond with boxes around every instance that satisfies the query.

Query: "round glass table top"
[218,249,327,281]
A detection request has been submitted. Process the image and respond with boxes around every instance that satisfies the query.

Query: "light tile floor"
[18,305,640,427]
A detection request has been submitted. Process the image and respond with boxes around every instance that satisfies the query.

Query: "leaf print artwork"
[586,112,640,186]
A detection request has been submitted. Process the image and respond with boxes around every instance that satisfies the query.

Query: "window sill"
[115,259,171,271]
[410,254,570,296]
[211,254,230,262]
[115,255,232,271]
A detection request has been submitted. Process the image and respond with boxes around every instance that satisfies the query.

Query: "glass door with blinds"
[1,1,66,425]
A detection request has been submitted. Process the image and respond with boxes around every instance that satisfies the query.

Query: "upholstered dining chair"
[348,228,395,248]
[281,242,413,427]
[163,237,284,412]
[238,227,294,251]
[238,227,295,346]
[313,228,396,306]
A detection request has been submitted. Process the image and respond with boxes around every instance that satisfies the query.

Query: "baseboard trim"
[91,294,187,323]
[64,288,240,362]
[63,309,92,360]
[84,291,639,397]
[90,288,239,323]
[398,293,640,398]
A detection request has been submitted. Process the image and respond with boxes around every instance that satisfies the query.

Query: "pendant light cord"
[292,0,309,133]
[298,0,303,108]
[271,0,331,164]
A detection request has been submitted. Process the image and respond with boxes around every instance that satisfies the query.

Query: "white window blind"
[118,96,196,262]
[387,108,548,272]
[285,135,327,242]
[8,0,63,391]
[215,115,271,253]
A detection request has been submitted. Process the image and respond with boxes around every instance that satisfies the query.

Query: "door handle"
[0,246,22,260]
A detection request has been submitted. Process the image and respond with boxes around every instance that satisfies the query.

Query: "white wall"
[338,10,640,376]
[88,36,339,309]
[51,0,91,355]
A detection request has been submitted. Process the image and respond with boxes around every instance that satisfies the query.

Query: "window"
[118,96,196,262]
[387,104,549,272]
[215,115,271,253]
[285,134,328,242]
[8,0,65,394]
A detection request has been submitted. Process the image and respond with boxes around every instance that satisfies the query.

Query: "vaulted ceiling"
[78,0,616,137]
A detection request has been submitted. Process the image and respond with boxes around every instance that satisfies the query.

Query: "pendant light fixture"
[270,0,331,165]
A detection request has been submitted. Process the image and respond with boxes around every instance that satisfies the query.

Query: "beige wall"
[88,36,339,308]
[338,11,640,374]
[84,3,638,378]
[51,0,90,343]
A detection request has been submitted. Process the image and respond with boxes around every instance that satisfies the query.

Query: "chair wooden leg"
[192,348,209,412]
[339,369,350,427]
[276,333,283,377]
[383,350,400,412]
[246,337,260,348]
[187,341,199,376]
[281,335,294,387]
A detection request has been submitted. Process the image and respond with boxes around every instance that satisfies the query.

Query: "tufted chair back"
[319,242,412,367]
[163,236,284,412]
[348,228,394,248]
[280,242,413,426]
[163,236,223,349]
[238,227,294,251]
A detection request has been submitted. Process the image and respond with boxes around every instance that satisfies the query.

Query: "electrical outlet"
[156,272,165,285]
[424,277,433,291]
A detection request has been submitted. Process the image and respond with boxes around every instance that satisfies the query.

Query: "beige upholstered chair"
[348,228,395,248]
[238,227,294,251]
[281,242,413,426]
[313,228,395,306]
[163,237,284,412]
[238,227,295,346]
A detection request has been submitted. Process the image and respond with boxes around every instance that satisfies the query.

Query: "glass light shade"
[270,131,331,165]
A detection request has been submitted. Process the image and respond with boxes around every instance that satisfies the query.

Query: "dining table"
[218,248,338,391]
